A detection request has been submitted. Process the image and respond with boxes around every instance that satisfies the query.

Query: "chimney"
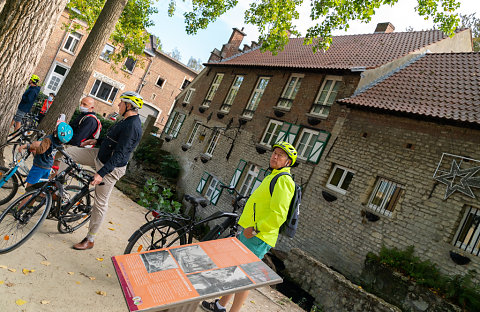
[242,44,251,52]
[374,22,395,34]
[220,27,247,59]
[208,48,222,63]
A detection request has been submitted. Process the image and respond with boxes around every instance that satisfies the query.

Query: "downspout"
[137,56,153,93]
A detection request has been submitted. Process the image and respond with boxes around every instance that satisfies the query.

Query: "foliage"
[66,0,159,63]
[170,47,181,61]
[138,178,182,214]
[187,57,204,71]
[171,0,462,53]
[460,13,480,51]
[368,246,480,311]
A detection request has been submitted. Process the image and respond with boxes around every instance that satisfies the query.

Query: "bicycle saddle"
[184,194,209,208]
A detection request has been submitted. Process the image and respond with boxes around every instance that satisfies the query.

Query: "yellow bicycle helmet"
[119,91,143,109]
[272,141,297,166]
[30,74,40,84]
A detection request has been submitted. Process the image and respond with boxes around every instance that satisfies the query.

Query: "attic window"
[156,77,165,88]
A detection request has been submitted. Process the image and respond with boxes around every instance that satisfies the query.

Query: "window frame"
[221,75,244,113]
[205,176,219,201]
[63,31,82,54]
[326,164,355,195]
[310,75,343,117]
[89,79,119,104]
[260,119,283,147]
[453,206,480,256]
[203,73,224,107]
[239,164,260,196]
[156,76,166,88]
[183,88,195,104]
[164,111,186,138]
[205,130,221,156]
[181,78,191,90]
[295,128,320,160]
[242,77,270,118]
[100,44,115,62]
[277,74,303,109]
[367,177,403,217]
[186,121,201,146]
[123,57,137,73]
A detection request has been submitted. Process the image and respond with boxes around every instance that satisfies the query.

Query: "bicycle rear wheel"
[0,166,19,205]
[57,186,93,233]
[0,190,52,254]
[124,219,186,254]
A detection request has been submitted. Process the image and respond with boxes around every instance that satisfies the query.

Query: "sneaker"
[200,299,226,312]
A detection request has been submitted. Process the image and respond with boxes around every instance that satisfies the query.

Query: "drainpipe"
[137,56,153,94]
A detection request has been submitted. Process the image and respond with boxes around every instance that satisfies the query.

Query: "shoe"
[73,238,94,250]
[200,300,226,312]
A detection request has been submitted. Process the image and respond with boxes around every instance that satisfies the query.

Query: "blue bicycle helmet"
[56,122,73,143]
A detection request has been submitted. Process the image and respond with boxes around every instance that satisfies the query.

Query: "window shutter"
[173,114,186,138]
[250,169,267,194]
[276,122,291,142]
[196,172,210,194]
[307,131,330,163]
[210,182,224,205]
[286,124,300,144]
[164,111,176,135]
[229,160,247,190]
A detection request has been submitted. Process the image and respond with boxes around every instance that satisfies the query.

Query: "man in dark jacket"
[58,91,143,250]
[69,96,101,147]
[12,74,41,131]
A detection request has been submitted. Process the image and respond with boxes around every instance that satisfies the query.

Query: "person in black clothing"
[58,91,143,250]
[69,96,101,147]
[12,74,41,131]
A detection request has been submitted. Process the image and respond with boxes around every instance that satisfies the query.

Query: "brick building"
[34,9,197,129]
[160,25,474,280]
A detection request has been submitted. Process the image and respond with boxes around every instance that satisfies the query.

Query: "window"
[221,75,244,112]
[205,130,221,156]
[151,93,156,100]
[239,165,260,196]
[183,88,195,104]
[196,172,223,205]
[205,177,219,201]
[181,79,191,90]
[203,73,223,107]
[326,165,354,195]
[275,122,300,145]
[186,122,201,145]
[90,79,118,104]
[242,77,269,118]
[63,32,82,54]
[156,77,165,88]
[123,57,136,73]
[295,128,331,163]
[311,76,342,117]
[164,111,186,138]
[260,120,283,146]
[277,74,303,109]
[100,44,115,62]
[454,206,480,256]
[367,178,403,217]
[229,160,247,189]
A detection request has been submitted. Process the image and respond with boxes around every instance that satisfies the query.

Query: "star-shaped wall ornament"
[435,159,480,199]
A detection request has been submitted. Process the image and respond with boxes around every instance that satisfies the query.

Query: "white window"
[277,74,303,109]
[205,177,219,201]
[181,79,191,90]
[326,165,355,195]
[90,79,118,104]
[454,206,480,255]
[100,44,115,62]
[243,77,269,118]
[311,76,342,117]
[63,32,82,54]
[184,88,195,104]
[123,57,136,73]
[164,111,186,138]
[296,128,320,160]
[205,130,221,156]
[367,178,403,217]
[156,77,165,88]
[221,75,244,112]
[239,164,260,196]
[186,122,201,145]
[260,120,283,146]
[203,73,224,107]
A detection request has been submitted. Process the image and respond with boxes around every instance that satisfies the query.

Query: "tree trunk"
[0,0,67,145]
[39,0,129,134]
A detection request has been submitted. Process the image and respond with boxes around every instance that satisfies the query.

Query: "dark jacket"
[97,114,142,177]
[18,86,41,113]
[69,112,100,147]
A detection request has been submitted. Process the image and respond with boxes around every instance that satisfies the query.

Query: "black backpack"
[269,172,301,238]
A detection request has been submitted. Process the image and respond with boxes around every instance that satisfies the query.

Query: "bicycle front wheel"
[124,219,186,254]
[57,186,93,234]
[0,190,52,254]
[0,166,19,206]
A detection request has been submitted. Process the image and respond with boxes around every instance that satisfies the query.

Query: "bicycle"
[0,146,96,254]
[124,185,247,254]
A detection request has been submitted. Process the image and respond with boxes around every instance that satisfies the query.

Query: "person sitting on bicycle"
[12,74,41,132]
[201,141,297,312]
[58,91,143,251]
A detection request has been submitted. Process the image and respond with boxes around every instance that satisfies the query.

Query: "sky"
[147,0,479,66]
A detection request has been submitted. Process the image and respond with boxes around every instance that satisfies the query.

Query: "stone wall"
[284,248,401,312]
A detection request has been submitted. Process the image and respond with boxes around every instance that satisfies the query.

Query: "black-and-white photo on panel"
[187,266,252,296]
[140,250,178,273]
[170,245,217,274]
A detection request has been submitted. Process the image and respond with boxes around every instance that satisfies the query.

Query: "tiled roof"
[209,30,460,70]
[338,52,480,125]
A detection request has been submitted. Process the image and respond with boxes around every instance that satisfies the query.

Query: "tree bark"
[0,0,67,146]
[40,0,129,134]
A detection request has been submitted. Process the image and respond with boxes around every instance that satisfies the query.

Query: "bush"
[138,178,181,214]
[134,135,181,180]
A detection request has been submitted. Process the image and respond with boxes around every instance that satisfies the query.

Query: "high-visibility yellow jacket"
[238,167,295,247]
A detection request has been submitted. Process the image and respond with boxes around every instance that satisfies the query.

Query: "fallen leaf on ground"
[96,258,104,262]
[0,265,7,269]
[22,268,35,275]
[16,299,27,306]
[75,281,81,285]
[108,228,115,231]
[5,282,14,287]
[0,280,4,285]
[96,290,107,296]
[40,300,50,305]
[8,268,16,273]
[40,261,51,266]
[250,300,255,304]
[106,273,111,278]
[108,221,114,224]
[67,272,74,275]
[89,276,96,280]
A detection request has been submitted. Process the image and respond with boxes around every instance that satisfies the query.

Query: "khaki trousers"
[59,146,126,236]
